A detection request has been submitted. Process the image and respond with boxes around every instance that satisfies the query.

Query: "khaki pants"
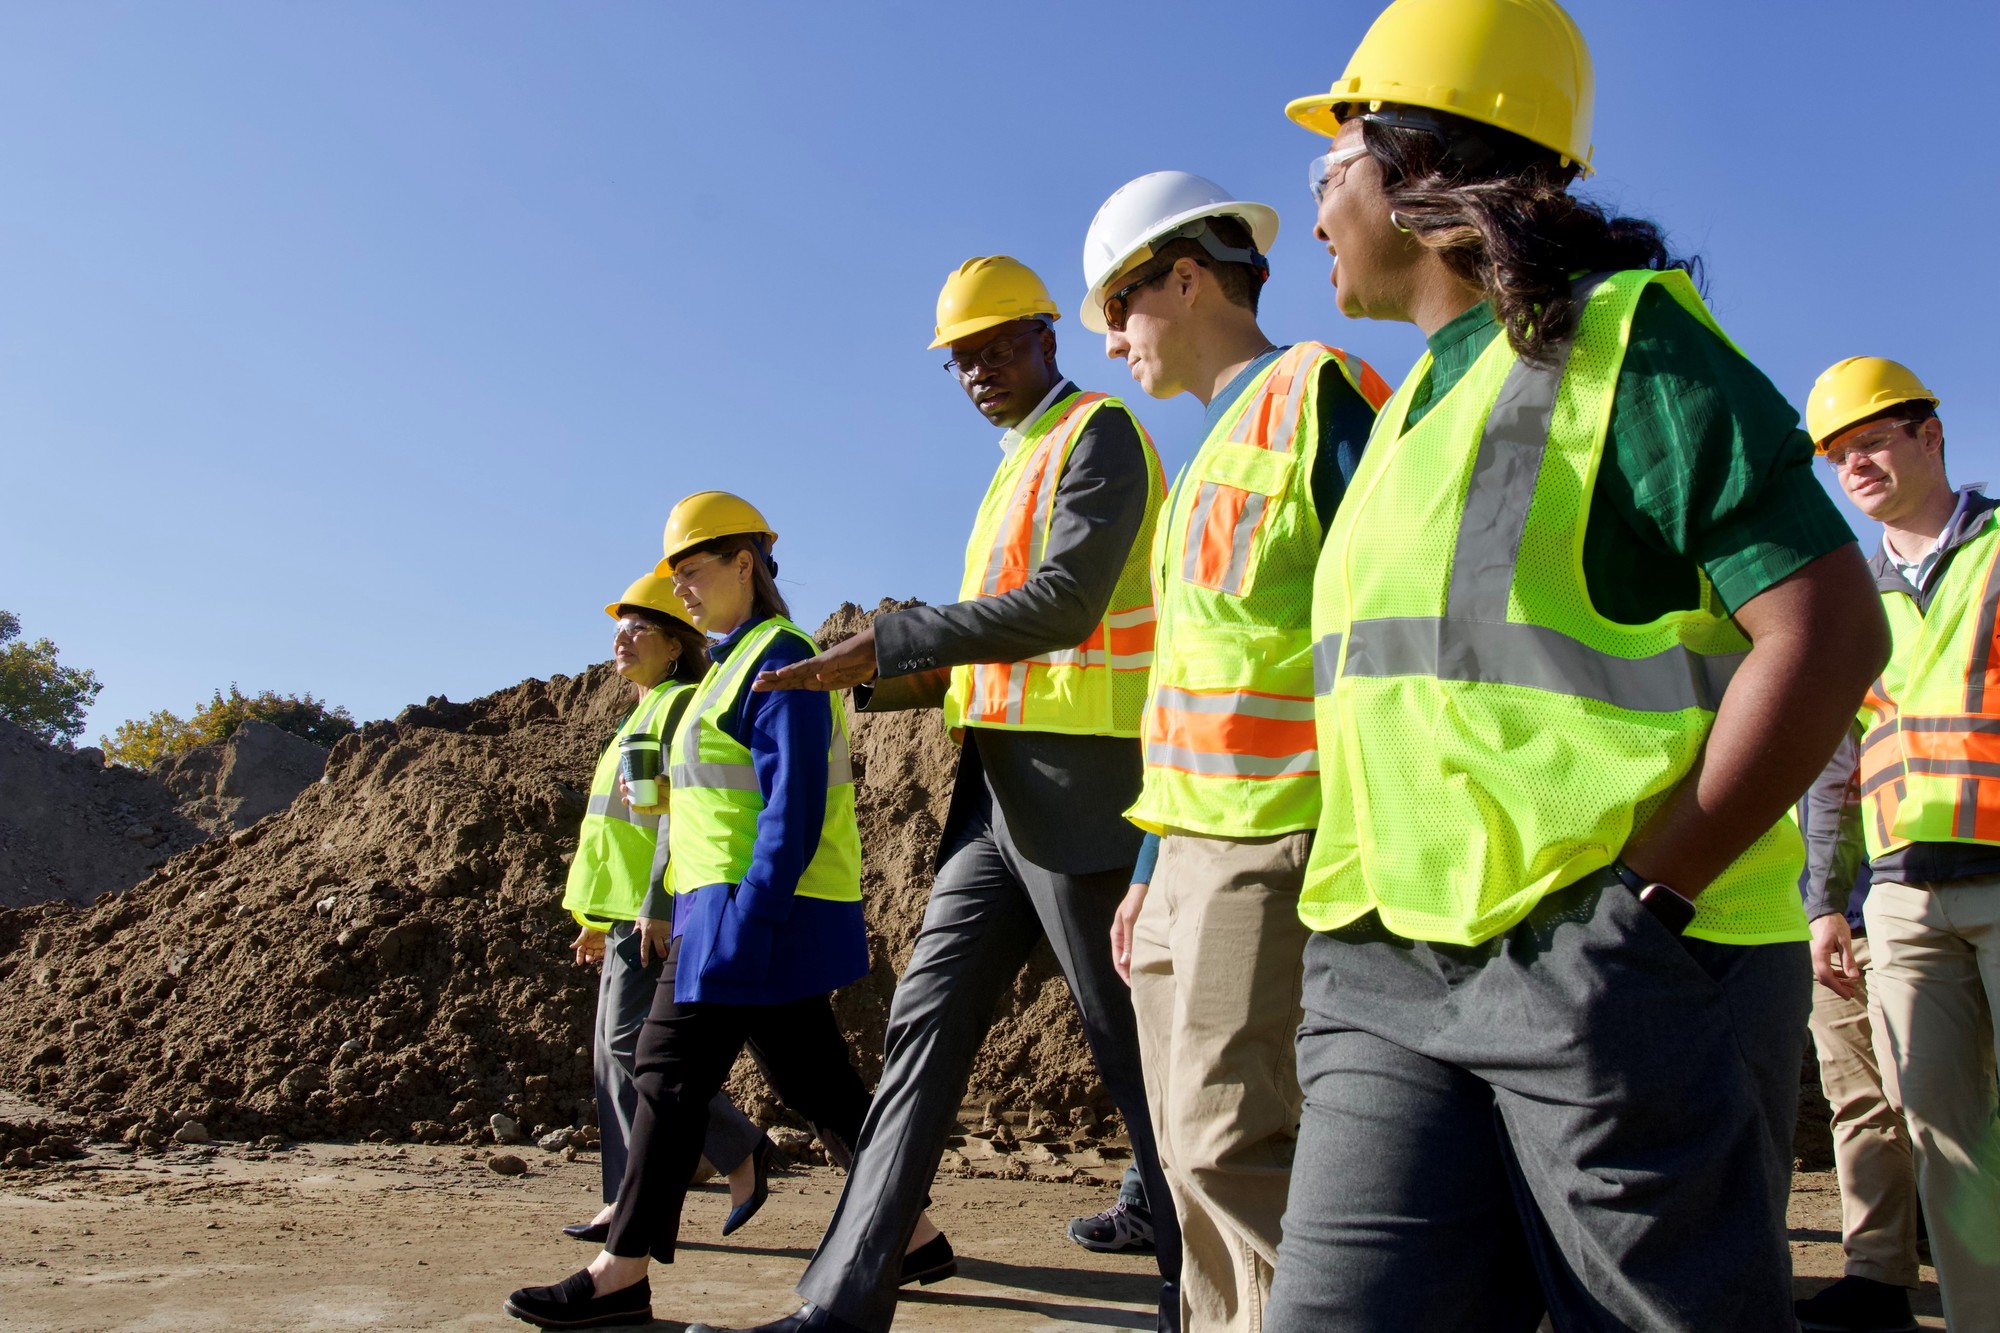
[1806,932,1921,1286]
[1131,831,1311,1333]
[1864,878,2000,1331]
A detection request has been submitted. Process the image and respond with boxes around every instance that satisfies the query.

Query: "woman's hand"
[1111,882,1148,986]
[635,915,675,967]
[619,774,671,817]
[572,925,607,966]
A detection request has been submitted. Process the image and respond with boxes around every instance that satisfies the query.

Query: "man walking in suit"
[692,255,1177,1333]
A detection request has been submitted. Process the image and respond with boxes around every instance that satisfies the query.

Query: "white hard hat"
[1079,171,1280,333]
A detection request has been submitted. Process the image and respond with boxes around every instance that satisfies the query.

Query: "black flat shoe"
[722,1140,774,1237]
[503,1268,651,1328]
[562,1221,610,1243]
[898,1233,957,1287]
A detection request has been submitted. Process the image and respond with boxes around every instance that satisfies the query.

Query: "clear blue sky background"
[4,1,1995,739]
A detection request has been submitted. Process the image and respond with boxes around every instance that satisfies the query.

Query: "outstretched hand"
[752,626,878,693]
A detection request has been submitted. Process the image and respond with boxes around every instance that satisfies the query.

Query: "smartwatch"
[1610,860,1698,936]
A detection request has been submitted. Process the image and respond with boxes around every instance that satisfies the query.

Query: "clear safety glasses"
[1309,144,1371,205]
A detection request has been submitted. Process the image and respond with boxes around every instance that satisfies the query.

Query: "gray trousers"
[796,783,1181,1333]
[1265,875,1810,1333]
[595,919,768,1205]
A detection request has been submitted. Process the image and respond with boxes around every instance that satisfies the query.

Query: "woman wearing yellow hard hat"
[508,494,946,1329]
[555,573,776,1250]
[1268,0,1889,1327]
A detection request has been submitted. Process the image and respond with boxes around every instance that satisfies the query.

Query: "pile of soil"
[0,602,1111,1151]
[153,718,332,835]
[0,719,206,910]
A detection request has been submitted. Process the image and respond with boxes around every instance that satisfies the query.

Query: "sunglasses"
[1102,262,1175,334]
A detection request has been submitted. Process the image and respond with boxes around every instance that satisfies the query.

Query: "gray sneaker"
[1066,1199,1155,1253]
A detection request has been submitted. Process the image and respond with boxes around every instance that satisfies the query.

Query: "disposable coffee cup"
[619,736,662,808]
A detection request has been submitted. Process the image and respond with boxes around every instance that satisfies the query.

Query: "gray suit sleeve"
[873,402,1152,676]
[1798,726,1864,922]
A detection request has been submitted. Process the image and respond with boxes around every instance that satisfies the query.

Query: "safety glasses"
[1309,144,1370,205]
[1101,262,1175,334]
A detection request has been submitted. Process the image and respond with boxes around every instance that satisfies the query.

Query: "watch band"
[1611,859,1698,936]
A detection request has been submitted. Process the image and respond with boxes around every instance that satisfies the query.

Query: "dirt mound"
[0,603,1113,1151]
[0,720,207,910]
[153,719,330,835]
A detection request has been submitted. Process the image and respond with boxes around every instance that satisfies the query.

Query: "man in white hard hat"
[1081,170,1390,1333]
[692,257,1181,1333]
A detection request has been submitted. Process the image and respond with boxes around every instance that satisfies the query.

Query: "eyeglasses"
[1309,145,1370,205]
[666,555,726,589]
[1101,262,1175,334]
[942,326,1042,379]
[613,616,661,642]
[1822,422,1920,468]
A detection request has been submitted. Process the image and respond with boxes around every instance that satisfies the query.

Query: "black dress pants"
[603,944,872,1262]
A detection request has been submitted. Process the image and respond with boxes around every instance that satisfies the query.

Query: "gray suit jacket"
[861,381,1151,876]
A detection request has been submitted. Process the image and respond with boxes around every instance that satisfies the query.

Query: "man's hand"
[1111,882,1148,986]
[635,915,675,967]
[753,627,878,693]
[572,925,607,967]
[1810,913,1861,1000]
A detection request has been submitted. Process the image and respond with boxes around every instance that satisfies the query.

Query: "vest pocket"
[1179,445,1296,596]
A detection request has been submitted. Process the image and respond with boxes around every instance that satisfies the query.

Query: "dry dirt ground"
[0,1139,1946,1332]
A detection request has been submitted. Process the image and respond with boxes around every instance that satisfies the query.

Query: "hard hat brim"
[928,310,1054,351]
[1284,93,1347,138]
[655,529,779,574]
[1079,199,1282,335]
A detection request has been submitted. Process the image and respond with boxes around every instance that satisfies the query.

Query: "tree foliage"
[102,684,358,769]
[0,610,104,747]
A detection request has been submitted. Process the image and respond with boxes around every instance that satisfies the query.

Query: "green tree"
[0,610,104,747]
[102,684,358,768]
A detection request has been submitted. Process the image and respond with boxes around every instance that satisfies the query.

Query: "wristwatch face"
[1638,883,1696,935]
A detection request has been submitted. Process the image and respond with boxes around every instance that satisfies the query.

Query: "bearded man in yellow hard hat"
[1801,356,1999,1333]
[694,258,1181,1333]
[1264,0,1892,1328]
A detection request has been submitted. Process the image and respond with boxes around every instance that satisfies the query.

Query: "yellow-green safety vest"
[940,389,1164,740]
[1855,509,2000,856]
[562,679,690,928]
[1128,342,1390,837]
[1305,269,1806,946]
[667,617,861,902]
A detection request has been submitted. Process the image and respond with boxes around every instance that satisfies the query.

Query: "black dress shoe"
[562,1221,610,1243]
[686,1303,867,1333]
[898,1233,957,1286]
[722,1139,774,1237]
[503,1268,651,1328]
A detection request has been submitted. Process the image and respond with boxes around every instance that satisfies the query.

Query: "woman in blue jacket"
[506,493,946,1330]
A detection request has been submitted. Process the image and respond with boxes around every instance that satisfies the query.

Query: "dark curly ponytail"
[1359,107,1700,363]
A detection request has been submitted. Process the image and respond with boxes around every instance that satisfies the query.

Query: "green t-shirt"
[1403,287,1855,622]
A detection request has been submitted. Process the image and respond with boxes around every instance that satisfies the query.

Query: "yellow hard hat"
[656,491,777,572]
[1285,0,1595,176]
[1806,357,1942,451]
[605,572,694,626]
[930,256,1060,350]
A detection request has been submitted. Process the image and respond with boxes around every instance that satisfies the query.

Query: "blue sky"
[4,0,1995,739]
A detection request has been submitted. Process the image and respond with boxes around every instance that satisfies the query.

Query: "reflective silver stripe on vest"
[1312,633,1343,696]
[1443,332,1569,622]
[668,761,758,792]
[584,791,654,826]
[1330,617,1743,714]
[1143,742,1317,778]
[1152,685,1314,721]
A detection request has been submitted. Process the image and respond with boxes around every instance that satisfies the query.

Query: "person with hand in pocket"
[507,493,942,1330]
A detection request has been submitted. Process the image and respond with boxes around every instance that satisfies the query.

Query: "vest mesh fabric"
[667,618,861,904]
[562,679,688,926]
[1858,516,2000,855]
[941,390,1165,739]
[1305,270,1806,947]
[1128,343,1388,838]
